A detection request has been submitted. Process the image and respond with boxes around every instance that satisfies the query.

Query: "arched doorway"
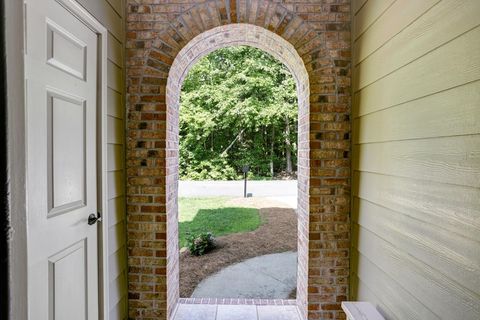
[166,24,310,318]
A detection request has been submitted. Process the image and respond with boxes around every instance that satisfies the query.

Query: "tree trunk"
[285,116,292,173]
[270,126,275,177]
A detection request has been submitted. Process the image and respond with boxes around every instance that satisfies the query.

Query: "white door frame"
[7,0,110,318]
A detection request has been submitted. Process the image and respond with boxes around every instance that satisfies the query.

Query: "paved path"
[192,252,297,299]
[174,304,300,320]
[179,180,297,198]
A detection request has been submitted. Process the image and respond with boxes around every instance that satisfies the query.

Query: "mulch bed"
[179,203,297,298]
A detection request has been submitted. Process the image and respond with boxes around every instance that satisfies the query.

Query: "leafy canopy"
[180,46,298,180]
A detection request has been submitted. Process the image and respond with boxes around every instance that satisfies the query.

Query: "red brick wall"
[126,1,351,319]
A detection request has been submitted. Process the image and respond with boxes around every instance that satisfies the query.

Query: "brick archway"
[126,1,351,319]
[166,23,310,319]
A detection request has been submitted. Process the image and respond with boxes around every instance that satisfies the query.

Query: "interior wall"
[75,0,128,319]
[351,1,480,319]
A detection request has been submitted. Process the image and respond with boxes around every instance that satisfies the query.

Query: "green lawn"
[178,197,261,248]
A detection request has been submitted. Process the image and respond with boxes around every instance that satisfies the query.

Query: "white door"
[25,0,101,318]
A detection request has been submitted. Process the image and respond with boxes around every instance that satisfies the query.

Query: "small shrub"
[186,232,216,256]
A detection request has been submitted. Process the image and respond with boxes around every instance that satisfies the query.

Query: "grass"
[178,197,261,248]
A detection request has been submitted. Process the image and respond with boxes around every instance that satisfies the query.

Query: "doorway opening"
[165,24,310,319]
[177,45,299,301]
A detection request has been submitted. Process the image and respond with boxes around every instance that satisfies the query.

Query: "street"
[179,180,297,198]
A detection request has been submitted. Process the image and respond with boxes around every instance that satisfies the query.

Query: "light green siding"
[351,1,480,319]
[76,0,127,319]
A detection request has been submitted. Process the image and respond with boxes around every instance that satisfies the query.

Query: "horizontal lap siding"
[77,0,127,319]
[351,1,480,319]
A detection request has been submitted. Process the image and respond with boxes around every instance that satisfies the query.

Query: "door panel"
[48,240,87,320]
[25,0,100,319]
[46,20,88,80]
[47,90,87,215]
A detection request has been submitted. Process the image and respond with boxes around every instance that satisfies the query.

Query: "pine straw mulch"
[179,198,297,298]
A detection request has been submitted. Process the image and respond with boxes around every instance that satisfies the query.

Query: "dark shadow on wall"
[0,0,10,318]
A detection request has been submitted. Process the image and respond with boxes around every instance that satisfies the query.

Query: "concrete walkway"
[192,252,297,299]
[174,304,301,320]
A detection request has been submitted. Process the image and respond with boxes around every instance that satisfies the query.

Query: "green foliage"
[186,232,216,256]
[180,46,298,180]
[178,197,261,248]
[180,157,238,180]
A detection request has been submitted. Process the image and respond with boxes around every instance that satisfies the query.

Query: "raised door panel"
[49,240,87,320]
[47,20,87,80]
[47,90,87,215]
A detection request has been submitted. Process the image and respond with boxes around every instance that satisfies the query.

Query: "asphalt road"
[178,180,297,198]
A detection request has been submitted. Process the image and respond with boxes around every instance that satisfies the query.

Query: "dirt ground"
[179,197,297,298]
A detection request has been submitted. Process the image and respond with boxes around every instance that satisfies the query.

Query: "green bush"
[186,232,216,256]
[180,158,239,180]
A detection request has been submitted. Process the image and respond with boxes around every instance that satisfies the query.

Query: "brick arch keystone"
[126,1,351,319]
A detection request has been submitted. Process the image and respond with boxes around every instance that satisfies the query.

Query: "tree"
[179,46,298,180]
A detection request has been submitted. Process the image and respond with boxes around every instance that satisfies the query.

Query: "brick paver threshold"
[178,298,296,305]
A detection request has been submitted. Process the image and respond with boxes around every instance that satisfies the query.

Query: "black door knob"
[88,212,101,225]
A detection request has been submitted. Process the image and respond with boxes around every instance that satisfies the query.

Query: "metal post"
[244,172,247,198]
[242,165,249,198]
